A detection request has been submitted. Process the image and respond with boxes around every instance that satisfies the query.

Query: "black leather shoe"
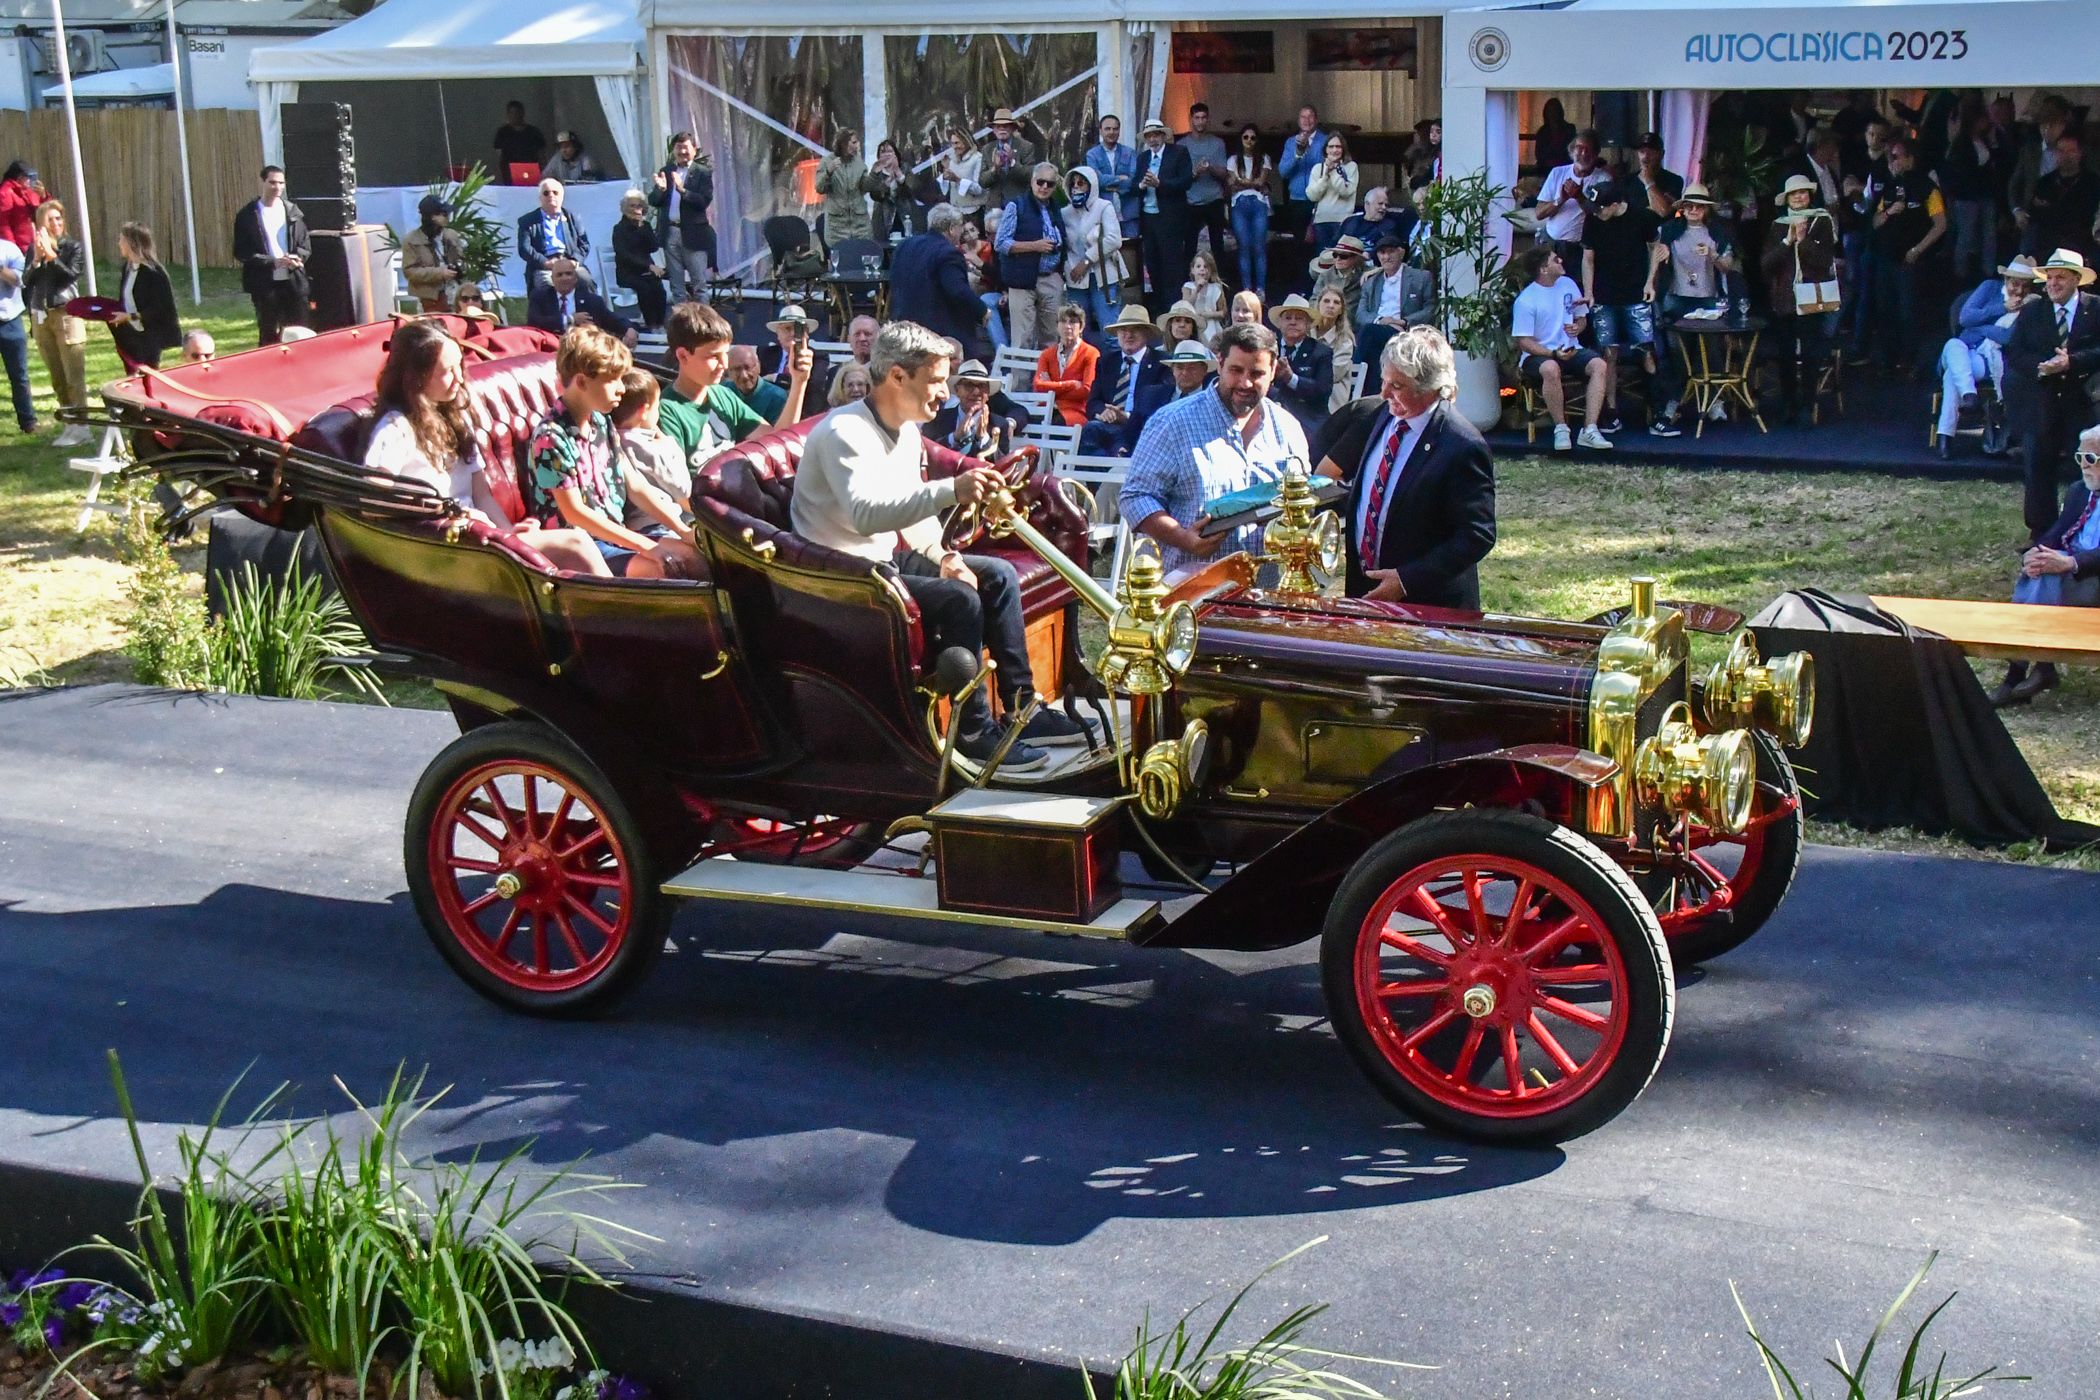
[1937,436,1953,460]
[2006,664,2060,704]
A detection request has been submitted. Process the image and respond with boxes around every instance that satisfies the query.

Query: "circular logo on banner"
[1469,27,1511,72]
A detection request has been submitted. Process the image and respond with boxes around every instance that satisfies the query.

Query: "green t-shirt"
[659,381,767,475]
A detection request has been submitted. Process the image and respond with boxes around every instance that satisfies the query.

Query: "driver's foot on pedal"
[958,726,1051,772]
[1017,706,1095,747]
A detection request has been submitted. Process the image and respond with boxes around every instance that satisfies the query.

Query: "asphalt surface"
[1,685,2094,1398]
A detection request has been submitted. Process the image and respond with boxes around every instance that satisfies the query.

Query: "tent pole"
[168,0,201,304]
[50,0,96,294]
[438,81,455,174]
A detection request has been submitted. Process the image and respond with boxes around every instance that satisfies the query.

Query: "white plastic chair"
[1007,389,1056,426]
[992,344,1038,389]
[69,425,129,532]
[1055,452,1133,555]
[1347,360,1368,399]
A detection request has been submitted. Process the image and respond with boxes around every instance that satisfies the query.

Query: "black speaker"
[282,101,356,230]
[307,225,389,329]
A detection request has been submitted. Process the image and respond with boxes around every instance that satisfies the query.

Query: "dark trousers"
[1865,252,1922,368]
[1776,310,1839,417]
[625,275,668,329]
[1184,200,1228,277]
[1278,198,1316,291]
[893,549,1032,736]
[0,314,34,430]
[252,281,306,345]
[1356,321,1398,369]
[1140,210,1186,316]
[2020,388,2086,538]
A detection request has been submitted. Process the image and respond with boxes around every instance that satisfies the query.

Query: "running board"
[661,858,1164,939]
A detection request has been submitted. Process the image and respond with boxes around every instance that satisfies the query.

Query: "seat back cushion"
[462,355,562,522]
[693,417,819,532]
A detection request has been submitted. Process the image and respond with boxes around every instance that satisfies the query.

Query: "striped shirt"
[1119,387,1308,574]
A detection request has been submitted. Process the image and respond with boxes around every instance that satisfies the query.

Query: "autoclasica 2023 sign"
[1684,27,1969,64]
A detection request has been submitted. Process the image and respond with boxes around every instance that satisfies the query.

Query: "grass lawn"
[1,280,2093,854]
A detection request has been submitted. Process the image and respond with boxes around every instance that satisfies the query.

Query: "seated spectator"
[526,324,699,579]
[610,369,690,517]
[828,361,873,407]
[1629,132,1686,217]
[1079,304,1170,455]
[928,358,1018,456]
[727,344,787,420]
[181,329,215,363]
[845,314,880,367]
[1228,289,1263,331]
[1511,242,1609,451]
[611,190,667,330]
[363,319,607,576]
[1305,135,1359,253]
[1161,300,1204,354]
[1062,164,1123,335]
[1354,236,1433,369]
[526,258,635,346]
[1034,303,1098,425]
[1340,186,1416,257]
[1762,174,1843,428]
[1180,250,1227,346]
[1309,234,1368,324]
[515,179,591,289]
[1312,288,1355,410]
[936,335,1033,435]
[1993,425,2100,706]
[401,194,466,313]
[659,301,811,471]
[1266,293,1334,435]
[1580,176,1666,435]
[959,220,1005,348]
[454,284,493,321]
[541,131,598,185]
[1161,339,1215,401]
[762,304,828,399]
[2020,130,2100,266]
[1936,256,2039,453]
[1647,184,1735,427]
[1534,127,1611,275]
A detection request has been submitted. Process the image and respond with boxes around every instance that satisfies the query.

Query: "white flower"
[495,1339,525,1372]
[555,1388,575,1400]
[527,1338,575,1371]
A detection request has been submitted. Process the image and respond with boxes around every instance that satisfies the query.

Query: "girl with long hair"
[112,222,181,369]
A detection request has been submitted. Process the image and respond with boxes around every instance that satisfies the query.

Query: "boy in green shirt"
[656,301,813,476]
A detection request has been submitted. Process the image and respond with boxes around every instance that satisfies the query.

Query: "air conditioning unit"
[35,30,109,77]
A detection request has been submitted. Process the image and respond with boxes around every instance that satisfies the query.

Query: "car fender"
[1136,744,1616,953]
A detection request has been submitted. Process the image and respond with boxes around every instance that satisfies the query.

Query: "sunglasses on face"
[1033,178,1056,188]
[2077,450,2100,469]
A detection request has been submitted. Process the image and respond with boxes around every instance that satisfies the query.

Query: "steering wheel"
[944,445,1039,550]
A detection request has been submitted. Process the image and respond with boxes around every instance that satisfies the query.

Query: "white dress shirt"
[1353,403,1437,561]
[260,200,289,280]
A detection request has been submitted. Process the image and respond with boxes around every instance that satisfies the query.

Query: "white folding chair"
[1347,360,1368,399]
[1055,452,1133,555]
[1007,389,1056,426]
[992,344,1038,389]
[1019,420,1079,467]
[810,339,851,360]
[69,425,129,532]
[392,261,421,316]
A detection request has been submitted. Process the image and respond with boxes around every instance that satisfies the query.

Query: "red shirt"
[1034,339,1098,426]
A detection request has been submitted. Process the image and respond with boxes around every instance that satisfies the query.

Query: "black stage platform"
[1,687,2093,1398]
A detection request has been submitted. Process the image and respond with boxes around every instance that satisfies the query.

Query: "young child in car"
[610,367,691,520]
[526,324,699,579]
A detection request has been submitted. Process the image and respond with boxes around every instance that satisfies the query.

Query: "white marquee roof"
[250,0,643,83]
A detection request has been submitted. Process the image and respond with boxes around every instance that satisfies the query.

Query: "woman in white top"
[363,321,610,576]
[1180,251,1227,349]
[1305,134,1360,253]
[1225,123,1274,296]
[936,131,985,224]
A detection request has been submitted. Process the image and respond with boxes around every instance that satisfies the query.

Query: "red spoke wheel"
[406,723,668,1016]
[1654,731,1804,965]
[1322,810,1673,1144]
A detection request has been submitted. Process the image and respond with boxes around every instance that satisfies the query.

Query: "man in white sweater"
[792,320,1088,769]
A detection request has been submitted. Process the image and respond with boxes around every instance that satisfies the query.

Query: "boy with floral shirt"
[527,324,699,579]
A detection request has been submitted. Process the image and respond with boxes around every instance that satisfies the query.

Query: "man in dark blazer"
[525,259,635,343]
[1313,327,1496,609]
[1354,236,1436,369]
[2004,248,2100,537]
[230,165,310,345]
[1079,305,1173,455]
[887,205,989,357]
[516,178,593,289]
[1266,294,1334,436]
[647,132,715,301]
[1135,119,1193,315]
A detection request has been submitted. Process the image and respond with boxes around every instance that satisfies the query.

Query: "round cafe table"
[1670,314,1768,436]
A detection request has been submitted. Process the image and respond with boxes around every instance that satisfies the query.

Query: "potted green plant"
[382,162,512,294]
[1412,169,1519,428]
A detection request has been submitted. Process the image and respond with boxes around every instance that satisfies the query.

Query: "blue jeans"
[1231,198,1269,296]
[0,315,34,431]
[1070,282,1120,336]
[981,292,1007,350]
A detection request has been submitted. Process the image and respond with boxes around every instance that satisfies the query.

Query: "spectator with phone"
[1534,128,1611,279]
[1646,183,1735,430]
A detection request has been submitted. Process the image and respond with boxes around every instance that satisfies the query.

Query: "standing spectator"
[542,131,598,185]
[1311,288,1355,410]
[1034,303,1097,425]
[1180,250,1227,346]
[1305,135,1359,255]
[1405,118,1442,191]
[889,203,989,355]
[231,166,309,345]
[2006,249,2100,537]
[2019,131,2100,266]
[1341,186,1416,258]
[0,228,35,437]
[25,199,87,445]
[0,162,40,251]
[1225,124,1274,297]
[526,258,636,345]
[1791,129,1845,211]
[1061,165,1122,335]
[1940,107,2011,283]
[1277,106,1330,288]
[515,179,592,290]
[1535,128,1610,273]
[1309,234,1368,325]
[1647,184,1735,427]
[1761,175,1842,427]
[1533,99,1574,174]
[935,131,985,226]
[727,344,788,421]
[1266,293,1333,436]
[2008,96,2072,234]
[611,190,667,330]
[815,130,875,248]
[1858,139,1946,373]
[994,161,1066,351]
[648,132,714,305]
[110,223,180,370]
[1581,177,1666,435]
[981,108,1038,213]
[1079,304,1170,455]
[492,101,548,183]
[1354,236,1434,371]
[1086,115,1140,251]
[1179,102,1230,273]
[867,140,922,243]
[400,194,466,313]
[1512,243,1609,451]
[1136,118,1193,316]
[1629,133,1686,218]
[1934,255,2038,454]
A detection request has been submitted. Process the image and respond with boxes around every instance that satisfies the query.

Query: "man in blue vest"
[995,161,1067,351]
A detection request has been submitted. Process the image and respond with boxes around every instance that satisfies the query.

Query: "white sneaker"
[1576,425,1612,451]
[1706,398,1728,422]
[51,424,89,448]
[1552,424,1573,452]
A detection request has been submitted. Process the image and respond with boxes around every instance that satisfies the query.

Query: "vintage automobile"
[94,320,1812,1145]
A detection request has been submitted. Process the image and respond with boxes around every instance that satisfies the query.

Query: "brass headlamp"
[1703,632,1815,748]
[1097,543,1198,696]
[1634,702,1755,836]
[1586,576,1687,838]
[1260,463,1343,596]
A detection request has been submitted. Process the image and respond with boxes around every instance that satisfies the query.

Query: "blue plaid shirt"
[1119,388,1309,574]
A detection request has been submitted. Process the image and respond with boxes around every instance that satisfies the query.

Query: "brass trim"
[698,649,731,682]
[739,527,778,562]
[659,866,1160,940]
[1702,631,1815,747]
[1584,575,1688,840]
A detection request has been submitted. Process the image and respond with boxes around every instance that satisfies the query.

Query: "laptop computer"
[508,162,542,186]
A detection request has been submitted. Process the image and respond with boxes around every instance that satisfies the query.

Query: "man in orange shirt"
[1034,302,1098,425]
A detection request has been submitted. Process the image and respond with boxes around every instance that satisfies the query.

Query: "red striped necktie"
[1359,416,1411,567]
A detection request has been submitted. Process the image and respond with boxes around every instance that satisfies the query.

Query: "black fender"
[1135,744,1616,953]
